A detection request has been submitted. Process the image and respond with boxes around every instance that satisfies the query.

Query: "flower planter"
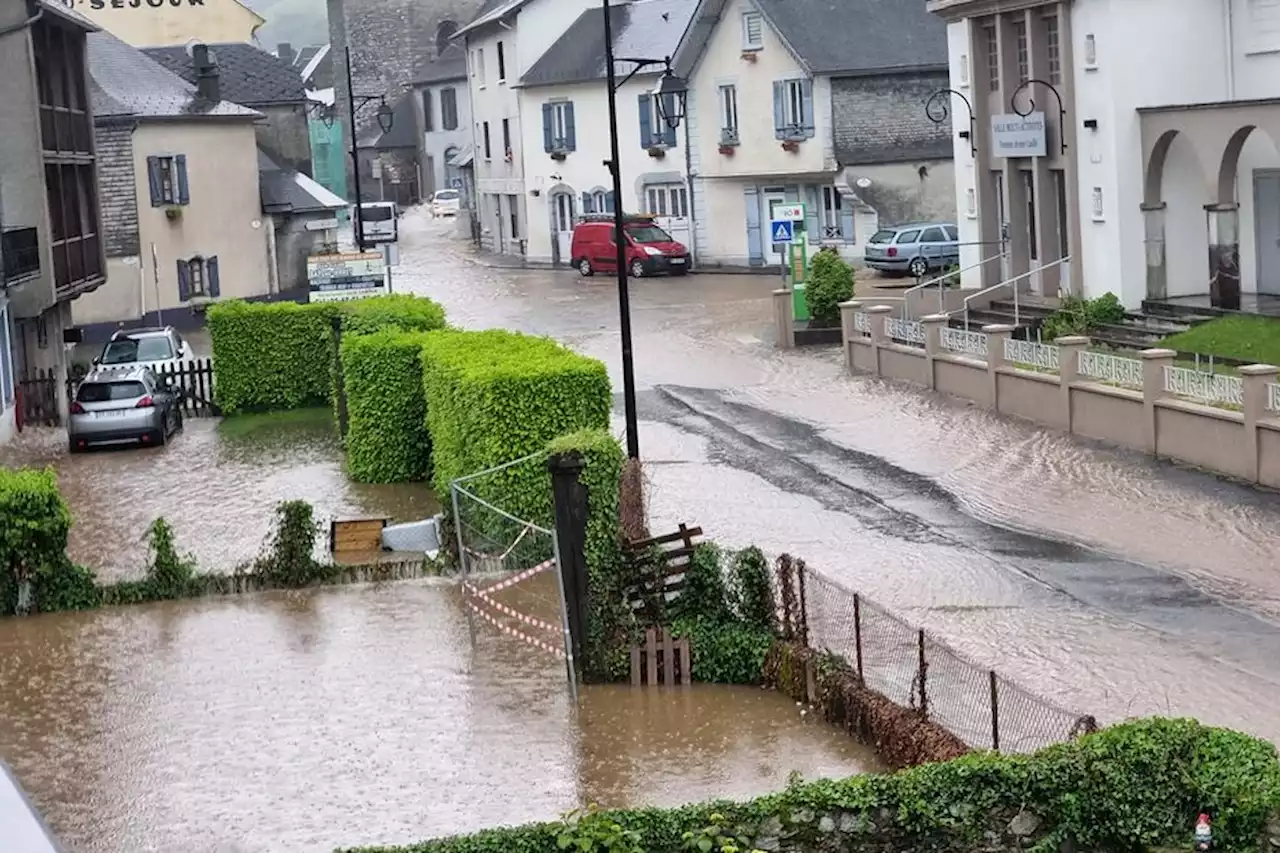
[164,206,182,222]
[647,147,666,160]
[781,140,800,153]
[550,151,567,162]
[718,145,736,156]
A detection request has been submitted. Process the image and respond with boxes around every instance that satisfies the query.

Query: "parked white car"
[95,327,192,373]
[430,189,462,218]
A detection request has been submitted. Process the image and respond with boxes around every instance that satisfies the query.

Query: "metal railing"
[1078,350,1144,388]
[885,316,926,347]
[940,326,988,358]
[902,252,1008,318]
[1004,338,1060,372]
[962,255,1073,330]
[1163,365,1244,408]
[1270,383,1280,413]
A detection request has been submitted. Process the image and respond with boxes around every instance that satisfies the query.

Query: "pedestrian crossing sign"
[770,219,794,243]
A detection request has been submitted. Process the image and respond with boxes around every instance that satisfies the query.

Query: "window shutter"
[744,186,762,265]
[564,102,577,151]
[661,94,677,146]
[207,256,221,297]
[800,79,815,137]
[422,90,434,132]
[772,81,786,139]
[542,102,554,151]
[637,93,652,149]
[176,259,191,302]
[146,156,163,207]
[604,190,615,214]
[803,185,820,238]
[175,154,190,204]
[582,192,593,214]
[840,207,856,242]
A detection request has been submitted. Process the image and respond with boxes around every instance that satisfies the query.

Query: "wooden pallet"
[622,523,702,614]
[629,627,691,687]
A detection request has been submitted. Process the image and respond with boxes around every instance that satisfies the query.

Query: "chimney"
[192,44,220,102]
[277,42,294,64]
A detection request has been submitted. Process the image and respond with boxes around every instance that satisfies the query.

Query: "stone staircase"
[948,295,1212,350]
[949,297,1056,339]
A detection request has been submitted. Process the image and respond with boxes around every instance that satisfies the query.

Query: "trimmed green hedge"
[208,295,446,415]
[341,718,1280,853]
[421,329,611,520]
[342,331,432,483]
[0,467,89,615]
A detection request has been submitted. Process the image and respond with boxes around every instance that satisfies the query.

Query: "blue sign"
[449,177,464,189]
[770,219,794,243]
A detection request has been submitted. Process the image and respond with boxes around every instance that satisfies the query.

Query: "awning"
[449,145,474,168]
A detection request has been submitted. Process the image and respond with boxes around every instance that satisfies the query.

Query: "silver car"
[96,326,191,373]
[863,222,961,278]
[68,366,183,453]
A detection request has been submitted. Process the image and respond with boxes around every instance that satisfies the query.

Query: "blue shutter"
[175,155,190,204]
[744,186,762,265]
[176,259,191,302]
[564,102,577,151]
[772,81,786,139]
[582,192,593,214]
[605,191,615,214]
[803,185,820,240]
[207,256,221,297]
[638,93,652,149]
[840,204,855,243]
[542,103,554,152]
[146,156,163,206]
[800,79,815,137]
[661,94,677,146]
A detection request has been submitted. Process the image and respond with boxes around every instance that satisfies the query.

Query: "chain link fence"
[803,568,1094,753]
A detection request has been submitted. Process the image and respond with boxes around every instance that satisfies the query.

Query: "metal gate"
[450,455,577,700]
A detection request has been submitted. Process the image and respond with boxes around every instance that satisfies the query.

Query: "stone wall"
[94,123,140,258]
[255,104,314,177]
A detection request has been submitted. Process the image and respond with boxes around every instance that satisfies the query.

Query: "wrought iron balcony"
[2,227,40,285]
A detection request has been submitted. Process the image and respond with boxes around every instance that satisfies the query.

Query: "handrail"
[963,255,1072,331]
[902,252,1009,318]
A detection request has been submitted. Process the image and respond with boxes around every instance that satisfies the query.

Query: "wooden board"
[329,518,389,553]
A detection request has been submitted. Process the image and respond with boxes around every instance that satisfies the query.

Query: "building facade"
[413,46,471,201]
[68,0,264,46]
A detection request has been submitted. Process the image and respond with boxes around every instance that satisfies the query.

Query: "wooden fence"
[16,359,219,429]
[17,367,60,428]
[622,523,703,617]
[151,359,218,418]
[629,627,691,686]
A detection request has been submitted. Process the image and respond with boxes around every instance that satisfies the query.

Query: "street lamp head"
[655,69,687,131]
[376,98,394,134]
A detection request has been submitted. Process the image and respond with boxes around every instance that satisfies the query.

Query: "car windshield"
[361,206,394,222]
[78,381,147,402]
[101,336,174,364]
[869,230,896,244]
[434,190,460,201]
[626,224,672,243]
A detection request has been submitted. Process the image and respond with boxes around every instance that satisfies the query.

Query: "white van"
[357,201,398,244]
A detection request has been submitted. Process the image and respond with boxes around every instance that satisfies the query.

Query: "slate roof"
[456,0,530,37]
[413,44,467,85]
[522,0,696,88]
[39,0,98,32]
[142,42,308,106]
[259,149,347,214]
[87,31,261,122]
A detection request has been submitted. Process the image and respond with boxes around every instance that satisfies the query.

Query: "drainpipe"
[1224,0,1236,99]
[682,98,698,267]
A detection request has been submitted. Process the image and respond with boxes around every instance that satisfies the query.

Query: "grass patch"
[1161,315,1280,366]
[215,406,335,440]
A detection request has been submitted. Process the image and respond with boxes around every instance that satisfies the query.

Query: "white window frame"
[476,48,486,87]
[187,256,207,297]
[821,186,849,242]
[156,155,177,204]
[742,11,764,50]
[551,102,571,145]
[719,84,738,142]
[496,40,506,83]
[646,184,689,219]
[591,190,609,213]
[784,79,806,128]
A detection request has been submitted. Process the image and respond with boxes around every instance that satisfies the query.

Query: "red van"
[570,214,690,278]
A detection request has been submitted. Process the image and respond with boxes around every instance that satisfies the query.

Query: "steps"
[1088,313,1193,351]
[949,298,1055,337]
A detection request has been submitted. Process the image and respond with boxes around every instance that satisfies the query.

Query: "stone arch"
[1144,129,1180,207]
[1218,125,1260,204]
[436,20,459,57]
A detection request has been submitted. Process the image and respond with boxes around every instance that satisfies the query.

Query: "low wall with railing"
[839,301,1280,489]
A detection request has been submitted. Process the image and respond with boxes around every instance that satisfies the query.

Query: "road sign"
[449,177,463,189]
[770,219,795,243]
[774,203,804,221]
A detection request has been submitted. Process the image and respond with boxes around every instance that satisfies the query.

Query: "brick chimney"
[277,42,294,64]
[192,44,220,102]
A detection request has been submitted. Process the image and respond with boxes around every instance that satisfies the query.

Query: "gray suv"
[863,222,960,278]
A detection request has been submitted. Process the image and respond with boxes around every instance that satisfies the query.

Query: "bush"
[1041,292,1125,341]
[671,616,774,684]
[804,251,854,326]
[0,467,76,615]
[342,331,432,483]
[729,546,775,633]
[143,517,197,599]
[256,500,327,586]
[341,293,447,335]
[338,719,1280,853]
[668,543,732,624]
[420,330,611,520]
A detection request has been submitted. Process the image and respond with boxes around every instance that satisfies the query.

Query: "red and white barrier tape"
[466,599,566,659]
[465,583,560,635]
[476,558,555,597]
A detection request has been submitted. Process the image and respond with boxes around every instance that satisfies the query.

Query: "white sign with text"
[990,112,1047,158]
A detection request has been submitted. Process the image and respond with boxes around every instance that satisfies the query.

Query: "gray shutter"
[176,259,191,302]
[744,186,762,265]
[800,79,815,137]
[207,256,220,297]
[840,205,855,243]
[637,93,652,149]
[146,156,163,206]
[175,155,190,204]
[661,94,677,146]
[564,102,576,151]
[803,185,820,239]
[772,81,786,139]
[582,192,593,214]
[542,103,554,151]
[605,191,615,213]
[422,90,433,132]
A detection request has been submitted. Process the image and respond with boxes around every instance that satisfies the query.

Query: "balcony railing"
[2,227,40,284]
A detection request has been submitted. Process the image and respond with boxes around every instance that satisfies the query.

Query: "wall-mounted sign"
[73,0,207,8]
[305,217,340,231]
[773,204,805,222]
[990,112,1047,158]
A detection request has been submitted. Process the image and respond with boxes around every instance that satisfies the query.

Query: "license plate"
[669,258,686,264]
[94,410,128,418]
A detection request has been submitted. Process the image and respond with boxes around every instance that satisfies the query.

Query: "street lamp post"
[601,0,686,460]
[345,45,395,252]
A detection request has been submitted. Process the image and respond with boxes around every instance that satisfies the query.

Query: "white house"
[673,0,954,270]
[412,44,473,200]
[455,0,598,255]
[517,0,697,266]
[930,0,1280,313]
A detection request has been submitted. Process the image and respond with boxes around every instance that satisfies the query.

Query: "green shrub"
[421,329,611,520]
[669,543,732,624]
[804,251,854,326]
[0,467,75,615]
[341,293,447,335]
[256,500,327,586]
[339,719,1280,853]
[1041,292,1125,341]
[728,546,775,633]
[672,617,774,684]
[342,331,432,483]
[144,517,197,599]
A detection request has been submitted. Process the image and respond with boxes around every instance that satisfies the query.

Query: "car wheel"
[909,257,929,278]
[68,438,82,454]
[577,258,594,277]
[629,259,646,278]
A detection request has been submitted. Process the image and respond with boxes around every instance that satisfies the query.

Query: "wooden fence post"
[853,593,863,679]
[989,669,1001,752]
[549,452,589,674]
[796,560,808,647]
[917,629,928,718]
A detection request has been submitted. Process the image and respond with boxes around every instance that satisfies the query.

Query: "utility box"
[789,241,810,321]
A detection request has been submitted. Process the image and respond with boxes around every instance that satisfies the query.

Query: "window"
[507,194,519,238]
[984,25,998,91]
[1084,33,1097,68]
[638,92,677,148]
[592,190,610,213]
[502,118,512,160]
[475,48,486,86]
[774,78,812,139]
[645,184,688,218]
[77,381,148,403]
[821,186,850,241]
[146,155,188,206]
[436,20,458,56]
[101,336,174,364]
[542,101,576,152]
[497,41,506,82]
[895,229,921,244]
[719,84,738,143]
[177,256,219,301]
[1014,20,1028,82]
[920,226,947,243]
[483,121,492,159]
[1025,171,1037,260]
[440,88,458,130]
[188,257,206,296]
[945,225,960,241]
[44,160,104,294]
[1045,14,1061,84]
[0,306,12,407]
[742,11,763,49]
[869,230,895,244]
[422,89,434,132]
[625,222,673,243]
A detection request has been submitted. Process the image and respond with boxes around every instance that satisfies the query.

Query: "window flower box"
[781,139,801,153]
[647,146,666,159]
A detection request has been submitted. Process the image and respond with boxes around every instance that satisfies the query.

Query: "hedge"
[340,718,1280,853]
[208,295,447,415]
[421,329,611,521]
[342,331,432,483]
[0,468,88,615]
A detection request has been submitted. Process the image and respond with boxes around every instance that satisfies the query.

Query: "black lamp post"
[345,45,394,252]
[602,0,687,460]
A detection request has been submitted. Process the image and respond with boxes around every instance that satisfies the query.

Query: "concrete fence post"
[1055,335,1090,434]
[866,305,894,378]
[1140,348,1176,455]
[1239,364,1279,483]
[921,314,950,391]
[838,299,862,373]
[982,324,1014,411]
[773,288,795,349]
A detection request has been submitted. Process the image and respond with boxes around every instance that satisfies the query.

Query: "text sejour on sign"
[990,112,1047,158]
